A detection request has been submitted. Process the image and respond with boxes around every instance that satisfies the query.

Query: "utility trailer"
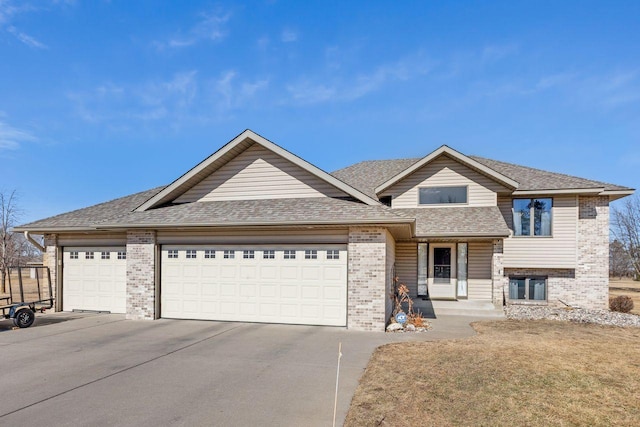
[1,266,54,328]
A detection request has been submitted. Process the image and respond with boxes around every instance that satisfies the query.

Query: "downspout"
[24,231,45,252]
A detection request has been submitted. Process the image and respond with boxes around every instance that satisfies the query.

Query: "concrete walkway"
[0,312,494,426]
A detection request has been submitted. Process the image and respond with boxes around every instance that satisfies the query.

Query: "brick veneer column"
[576,196,609,309]
[126,230,156,320]
[43,233,59,308]
[491,239,505,307]
[348,227,391,331]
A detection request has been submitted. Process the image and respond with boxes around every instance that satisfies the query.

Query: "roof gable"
[374,145,519,195]
[136,130,380,211]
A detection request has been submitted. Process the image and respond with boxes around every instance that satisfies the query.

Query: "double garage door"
[161,245,347,326]
[63,245,347,326]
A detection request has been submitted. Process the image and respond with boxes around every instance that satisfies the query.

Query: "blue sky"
[1,0,639,223]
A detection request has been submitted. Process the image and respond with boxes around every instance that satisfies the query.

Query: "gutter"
[24,231,45,252]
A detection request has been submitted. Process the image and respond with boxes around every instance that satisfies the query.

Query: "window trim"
[508,276,548,302]
[418,185,469,206]
[512,198,553,238]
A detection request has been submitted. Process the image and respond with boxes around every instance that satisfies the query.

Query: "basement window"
[509,277,547,301]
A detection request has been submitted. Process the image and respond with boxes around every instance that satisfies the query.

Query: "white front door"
[428,244,457,299]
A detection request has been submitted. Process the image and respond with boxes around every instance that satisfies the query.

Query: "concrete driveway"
[0,312,483,426]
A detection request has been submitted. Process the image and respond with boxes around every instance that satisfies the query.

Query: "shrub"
[609,295,634,313]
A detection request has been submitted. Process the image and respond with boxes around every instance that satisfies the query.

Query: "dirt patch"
[345,320,640,427]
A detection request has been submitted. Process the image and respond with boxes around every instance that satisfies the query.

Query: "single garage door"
[161,245,347,326]
[63,247,127,313]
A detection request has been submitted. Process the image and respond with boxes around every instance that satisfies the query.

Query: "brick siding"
[126,230,156,320]
[348,227,394,331]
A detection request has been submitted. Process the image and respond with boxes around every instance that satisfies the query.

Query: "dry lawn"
[610,278,640,315]
[345,320,640,427]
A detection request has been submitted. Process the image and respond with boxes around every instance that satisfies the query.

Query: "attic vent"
[379,196,392,207]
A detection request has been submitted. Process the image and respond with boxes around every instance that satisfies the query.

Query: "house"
[15,130,634,331]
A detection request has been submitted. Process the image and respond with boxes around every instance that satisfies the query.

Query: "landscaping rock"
[405,324,416,332]
[386,323,403,332]
[505,305,640,328]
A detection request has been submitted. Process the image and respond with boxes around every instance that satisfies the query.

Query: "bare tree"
[611,195,640,280]
[610,239,633,279]
[1,190,22,293]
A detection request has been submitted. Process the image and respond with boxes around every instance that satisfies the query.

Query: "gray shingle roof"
[16,195,410,231]
[331,155,632,196]
[16,187,165,231]
[396,207,510,237]
[468,156,630,192]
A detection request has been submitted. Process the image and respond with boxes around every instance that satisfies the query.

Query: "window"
[101,251,110,260]
[85,252,94,260]
[327,250,340,260]
[243,250,255,259]
[513,198,552,236]
[70,251,79,259]
[204,250,215,259]
[168,250,178,259]
[284,250,296,259]
[509,277,547,301]
[419,186,467,205]
[186,250,197,259]
[263,250,275,259]
[117,251,126,260]
[224,250,235,259]
[304,250,317,259]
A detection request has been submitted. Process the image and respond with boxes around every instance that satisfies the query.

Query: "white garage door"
[161,245,347,326]
[63,247,127,313]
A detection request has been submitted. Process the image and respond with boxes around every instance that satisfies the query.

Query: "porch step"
[413,299,505,318]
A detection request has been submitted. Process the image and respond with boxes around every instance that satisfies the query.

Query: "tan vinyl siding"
[395,242,418,297]
[500,195,577,268]
[468,241,493,300]
[382,156,509,208]
[175,144,347,203]
[58,233,127,246]
[157,229,348,245]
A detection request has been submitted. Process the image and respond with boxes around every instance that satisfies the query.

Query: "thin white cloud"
[0,118,37,151]
[281,28,298,43]
[481,43,519,63]
[286,52,435,105]
[7,25,46,48]
[155,8,232,51]
[0,1,54,49]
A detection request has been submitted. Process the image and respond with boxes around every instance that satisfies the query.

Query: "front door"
[428,244,457,299]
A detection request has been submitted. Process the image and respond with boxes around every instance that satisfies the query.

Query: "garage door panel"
[63,247,126,313]
[161,245,347,326]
